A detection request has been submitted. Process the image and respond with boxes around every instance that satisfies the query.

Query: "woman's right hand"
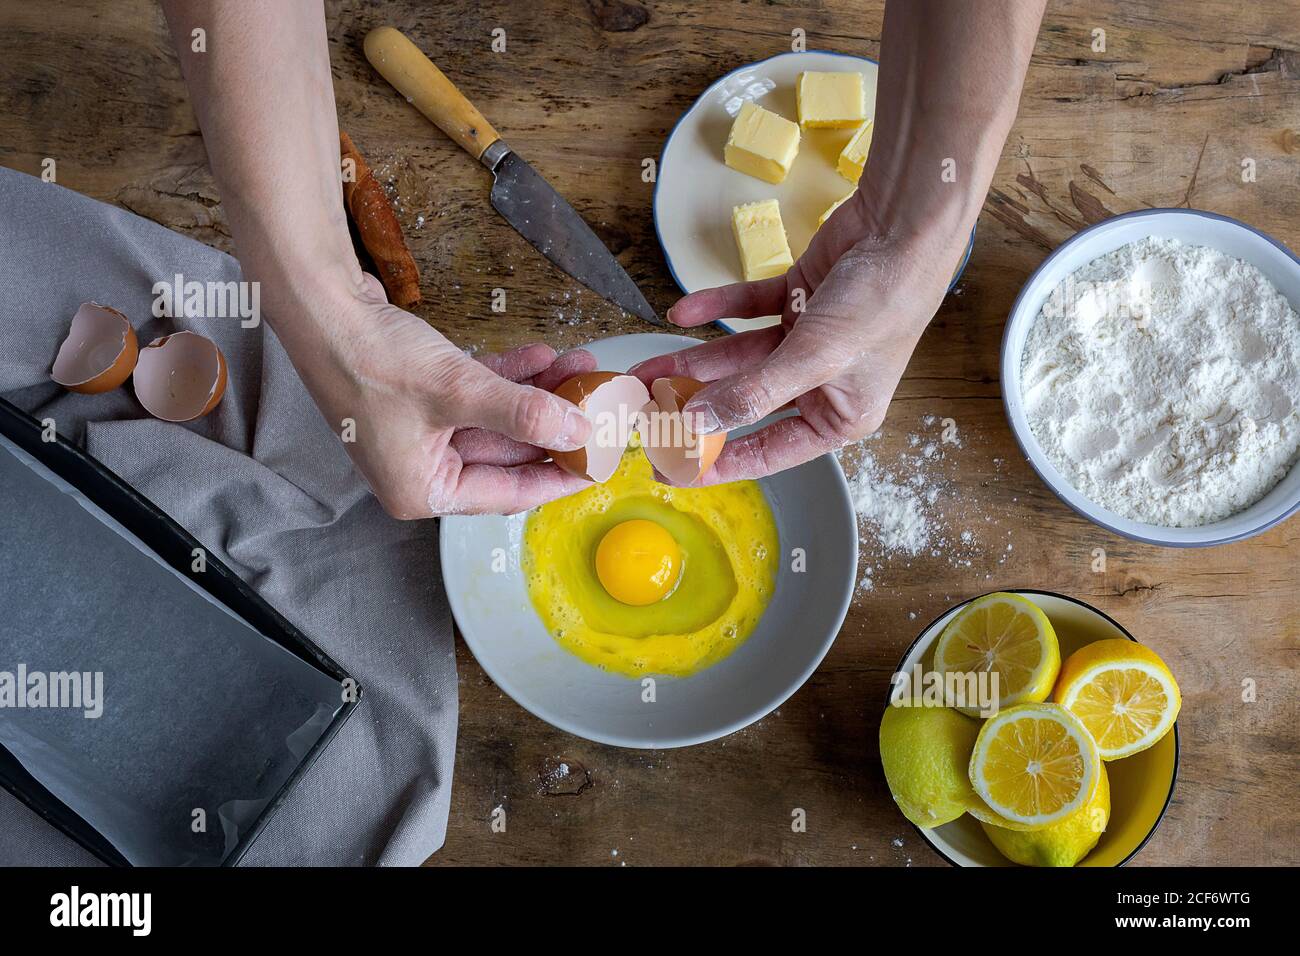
[282,274,595,519]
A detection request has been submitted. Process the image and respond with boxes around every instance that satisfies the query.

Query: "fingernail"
[628,357,662,379]
[666,302,683,325]
[555,406,591,450]
[683,400,722,435]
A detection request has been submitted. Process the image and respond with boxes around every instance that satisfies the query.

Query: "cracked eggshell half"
[549,372,650,483]
[133,331,228,422]
[51,302,139,394]
[642,376,727,485]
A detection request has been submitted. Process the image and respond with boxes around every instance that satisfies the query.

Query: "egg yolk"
[594,519,683,606]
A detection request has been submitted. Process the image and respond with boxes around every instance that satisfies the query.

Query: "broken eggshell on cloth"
[50,301,230,422]
[49,302,139,395]
[132,330,228,422]
[0,167,456,865]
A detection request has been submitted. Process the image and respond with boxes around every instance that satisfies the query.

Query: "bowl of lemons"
[879,590,1180,867]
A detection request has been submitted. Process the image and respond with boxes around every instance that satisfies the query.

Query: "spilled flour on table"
[539,761,570,789]
[848,455,933,556]
[839,416,1011,595]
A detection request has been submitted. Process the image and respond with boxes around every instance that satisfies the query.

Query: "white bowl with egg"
[1002,208,1300,546]
[440,333,858,748]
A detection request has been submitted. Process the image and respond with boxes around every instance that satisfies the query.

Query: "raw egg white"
[523,438,778,678]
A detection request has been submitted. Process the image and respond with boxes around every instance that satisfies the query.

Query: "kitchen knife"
[363,26,661,326]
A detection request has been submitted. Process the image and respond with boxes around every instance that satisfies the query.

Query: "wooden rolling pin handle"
[363,26,501,161]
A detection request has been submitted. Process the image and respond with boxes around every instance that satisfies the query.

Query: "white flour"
[841,420,1011,596]
[848,456,932,555]
[1022,237,1300,527]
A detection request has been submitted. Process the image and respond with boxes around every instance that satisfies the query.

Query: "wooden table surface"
[2,0,1297,867]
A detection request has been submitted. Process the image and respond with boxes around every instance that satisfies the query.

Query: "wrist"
[218,193,361,312]
[844,189,971,284]
[238,233,369,332]
[850,178,976,258]
[226,239,375,400]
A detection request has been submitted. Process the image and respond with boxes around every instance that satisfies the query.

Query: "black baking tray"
[0,398,361,866]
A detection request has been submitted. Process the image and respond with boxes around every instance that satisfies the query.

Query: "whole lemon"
[879,704,980,828]
[980,763,1110,866]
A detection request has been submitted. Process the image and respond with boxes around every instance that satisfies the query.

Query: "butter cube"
[732,200,793,281]
[796,71,866,129]
[837,119,874,183]
[724,101,801,185]
[817,193,854,229]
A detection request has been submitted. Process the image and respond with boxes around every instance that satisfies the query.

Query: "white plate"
[653,50,973,334]
[439,333,858,748]
[1001,208,1300,546]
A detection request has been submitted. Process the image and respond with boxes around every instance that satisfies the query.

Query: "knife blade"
[363,26,661,326]
[484,145,659,325]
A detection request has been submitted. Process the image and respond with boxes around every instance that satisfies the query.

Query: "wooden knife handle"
[363,26,501,161]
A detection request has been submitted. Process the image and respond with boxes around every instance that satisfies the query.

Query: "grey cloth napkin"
[0,166,457,866]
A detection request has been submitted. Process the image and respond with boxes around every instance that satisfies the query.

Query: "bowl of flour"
[1002,208,1300,546]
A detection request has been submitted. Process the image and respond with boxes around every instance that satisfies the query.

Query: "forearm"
[161,1,362,339]
[861,0,1044,246]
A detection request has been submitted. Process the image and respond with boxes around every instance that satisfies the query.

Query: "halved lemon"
[969,703,1101,828]
[933,592,1060,716]
[981,763,1111,867]
[967,795,1047,832]
[1054,638,1181,760]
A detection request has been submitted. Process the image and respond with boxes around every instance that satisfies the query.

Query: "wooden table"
[2,0,1296,866]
